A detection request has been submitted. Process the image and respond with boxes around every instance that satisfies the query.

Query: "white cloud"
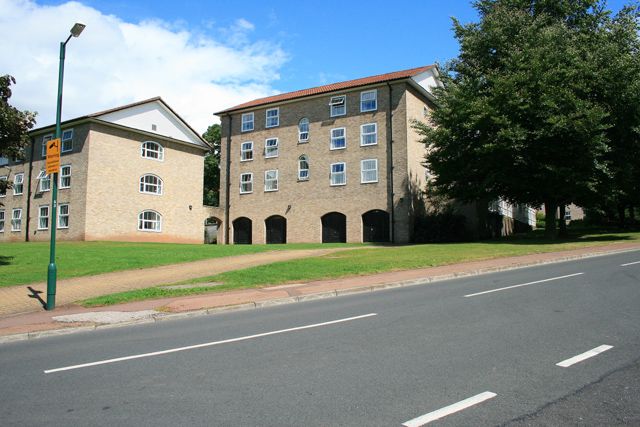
[0,0,288,133]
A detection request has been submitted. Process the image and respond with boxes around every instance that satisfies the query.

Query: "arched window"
[139,174,163,195]
[138,210,162,232]
[298,155,309,181]
[141,141,164,160]
[298,118,309,143]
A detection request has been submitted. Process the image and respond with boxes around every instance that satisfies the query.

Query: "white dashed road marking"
[556,345,613,368]
[402,392,497,426]
[44,313,377,374]
[464,273,584,298]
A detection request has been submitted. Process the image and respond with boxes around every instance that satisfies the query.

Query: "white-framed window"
[138,210,162,232]
[241,112,254,132]
[38,205,49,230]
[61,129,73,152]
[329,95,346,117]
[240,173,253,194]
[37,170,51,192]
[41,135,52,157]
[360,90,377,112]
[13,173,24,195]
[58,203,69,229]
[266,108,279,128]
[141,141,164,161]
[0,210,4,232]
[59,165,71,189]
[298,118,309,143]
[0,176,7,197]
[361,159,378,183]
[264,170,278,192]
[330,162,346,186]
[360,123,378,146]
[330,128,346,150]
[11,208,22,231]
[240,141,253,161]
[265,138,279,158]
[298,155,309,181]
[139,174,163,195]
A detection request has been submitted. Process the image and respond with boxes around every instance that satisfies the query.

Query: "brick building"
[0,97,214,243]
[215,65,441,244]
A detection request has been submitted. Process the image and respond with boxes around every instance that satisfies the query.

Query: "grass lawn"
[81,230,640,307]
[0,241,355,287]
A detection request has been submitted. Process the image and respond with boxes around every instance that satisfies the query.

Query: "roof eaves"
[215,65,435,115]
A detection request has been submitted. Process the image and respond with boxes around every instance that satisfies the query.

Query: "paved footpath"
[1,242,639,342]
[0,248,352,317]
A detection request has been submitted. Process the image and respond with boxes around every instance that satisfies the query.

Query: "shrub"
[536,210,546,229]
[413,212,469,243]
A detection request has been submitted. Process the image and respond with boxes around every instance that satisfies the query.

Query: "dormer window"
[141,141,164,161]
[266,108,279,128]
[329,95,346,117]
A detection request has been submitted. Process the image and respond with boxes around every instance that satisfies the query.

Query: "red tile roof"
[216,65,435,115]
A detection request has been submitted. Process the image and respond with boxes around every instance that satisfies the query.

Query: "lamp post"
[46,22,85,311]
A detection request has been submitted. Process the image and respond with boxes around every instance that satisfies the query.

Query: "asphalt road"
[1,250,639,426]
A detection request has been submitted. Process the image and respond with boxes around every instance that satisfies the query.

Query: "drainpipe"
[386,82,395,243]
[224,115,232,244]
[25,136,36,242]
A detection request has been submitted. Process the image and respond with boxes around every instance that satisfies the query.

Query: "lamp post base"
[46,262,57,310]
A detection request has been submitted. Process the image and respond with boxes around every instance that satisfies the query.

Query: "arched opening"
[204,217,222,244]
[321,212,346,243]
[265,215,287,244]
[362,210,389,243]
[233,217,252,244]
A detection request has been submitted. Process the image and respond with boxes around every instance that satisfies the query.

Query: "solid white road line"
[44,313,377,374]
[556,345,613,368]
[464,273,584,298]
[621,260,640,266]
[402,391,497,427]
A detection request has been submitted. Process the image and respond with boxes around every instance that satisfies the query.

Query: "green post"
[46,39,67,310]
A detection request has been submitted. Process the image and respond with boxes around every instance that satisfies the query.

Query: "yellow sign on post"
[46,138,61,175]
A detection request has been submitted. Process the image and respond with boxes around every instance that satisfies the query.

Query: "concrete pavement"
[1,241,638,342]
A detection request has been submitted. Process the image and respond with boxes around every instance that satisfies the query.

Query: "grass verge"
[0,241,357,287]
[81,230,640,307]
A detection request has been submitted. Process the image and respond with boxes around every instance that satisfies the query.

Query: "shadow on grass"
[0,255,15,266]
[479,228,636,246]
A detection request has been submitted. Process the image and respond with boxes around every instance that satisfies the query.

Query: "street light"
[46,22,85,311]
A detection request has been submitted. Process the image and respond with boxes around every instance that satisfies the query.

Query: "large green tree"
[1,75,36,193]
[202,123,221,206]
[415,0,636,238]
[586,5,640,225]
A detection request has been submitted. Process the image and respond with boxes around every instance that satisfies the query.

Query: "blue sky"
[1,0,632,132]
[68,0,482,92]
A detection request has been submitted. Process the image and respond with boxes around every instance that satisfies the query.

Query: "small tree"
[202,123,221,206]
[0,75,36,193]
